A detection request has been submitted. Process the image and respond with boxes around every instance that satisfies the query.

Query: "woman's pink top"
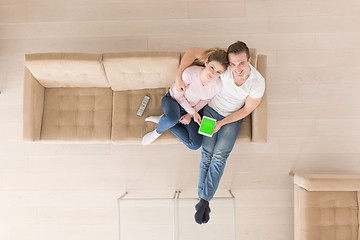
[169,65,222,115]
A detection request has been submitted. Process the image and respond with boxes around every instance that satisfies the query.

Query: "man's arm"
[213,96,262,133]
[176,47,207,91]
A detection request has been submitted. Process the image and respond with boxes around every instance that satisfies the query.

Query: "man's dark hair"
[227,41,250,60]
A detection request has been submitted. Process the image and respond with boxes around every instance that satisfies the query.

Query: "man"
[175,41,265,224]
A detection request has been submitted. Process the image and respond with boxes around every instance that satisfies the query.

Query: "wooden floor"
[1,0,360,239]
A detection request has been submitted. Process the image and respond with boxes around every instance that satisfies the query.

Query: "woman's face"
[204,60,226,81]
[228,52,251,79]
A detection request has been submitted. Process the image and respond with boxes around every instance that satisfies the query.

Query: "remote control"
[137,96,150,116]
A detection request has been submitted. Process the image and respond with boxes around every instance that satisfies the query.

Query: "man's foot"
[194,199,209,224]
[145,115,163,124]
[202,204,211,224]
[142,130,161,145]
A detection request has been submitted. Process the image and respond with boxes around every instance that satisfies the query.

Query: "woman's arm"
[176,47,207,92]
[213,96,262,133]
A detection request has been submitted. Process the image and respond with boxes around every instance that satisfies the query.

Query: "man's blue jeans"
[198,105,243,201]
[156,92,202,150]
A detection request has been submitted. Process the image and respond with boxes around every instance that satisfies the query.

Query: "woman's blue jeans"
[156,93,202,150]
[198,105,243,201]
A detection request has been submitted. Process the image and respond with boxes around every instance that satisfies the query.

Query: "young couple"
[142,41,265,224]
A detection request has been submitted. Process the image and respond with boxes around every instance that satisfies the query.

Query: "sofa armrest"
[23,67,45,141]
[294,173,360,191]
[251,54,267,143]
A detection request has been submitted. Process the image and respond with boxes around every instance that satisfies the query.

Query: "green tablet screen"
[198,116,216,136]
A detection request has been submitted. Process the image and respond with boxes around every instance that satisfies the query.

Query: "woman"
[142,48,228,150]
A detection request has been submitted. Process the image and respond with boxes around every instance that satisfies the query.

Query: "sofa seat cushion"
[112,88,181,144]
[296,186,358,240]
[41,88,113,142]
[112,88,252,144]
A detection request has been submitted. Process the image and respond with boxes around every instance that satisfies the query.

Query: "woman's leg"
[169,117,202,150]
[156,94,182,134]
[142,94,181,145]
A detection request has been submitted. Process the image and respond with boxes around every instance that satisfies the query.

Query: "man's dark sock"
[194,199,209,224]
[202,204,211,224]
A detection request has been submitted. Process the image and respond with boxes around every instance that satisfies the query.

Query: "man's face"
[228,52,251,78]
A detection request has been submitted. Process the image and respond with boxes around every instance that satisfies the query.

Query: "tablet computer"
[198,116,217,137]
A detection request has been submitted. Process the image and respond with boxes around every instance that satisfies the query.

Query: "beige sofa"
[23,49,267,144]
[294,174,360,240]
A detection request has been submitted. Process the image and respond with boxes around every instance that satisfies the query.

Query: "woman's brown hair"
[192,48,228,70]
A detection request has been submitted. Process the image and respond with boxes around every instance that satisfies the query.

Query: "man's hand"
[213,120,224,133]
[192,112,202,126]
[179,113,192,125]
[175,76,186,92]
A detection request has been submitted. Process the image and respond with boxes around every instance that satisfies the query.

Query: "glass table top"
[117,191,236,240]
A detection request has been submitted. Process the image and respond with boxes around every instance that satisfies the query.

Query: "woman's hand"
[175,76,186,92]
[192,112,202,126]
[213,120,224,133]
[179,113,192,125]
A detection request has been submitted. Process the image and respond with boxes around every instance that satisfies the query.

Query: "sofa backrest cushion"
[249,48,257,67]
[25,53,110,88]
[103,52,180,91]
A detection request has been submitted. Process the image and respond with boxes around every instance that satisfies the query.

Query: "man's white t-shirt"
[208,64,265,117]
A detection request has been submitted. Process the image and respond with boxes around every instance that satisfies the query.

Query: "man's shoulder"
[249,64,265,83]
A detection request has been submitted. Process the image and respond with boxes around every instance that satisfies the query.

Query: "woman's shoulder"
[182,65,202,79]
[184,65,203,74]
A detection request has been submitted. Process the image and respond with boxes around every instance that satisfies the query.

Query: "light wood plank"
[10,225,117,240]
[233,189,294,207]
[279,136,360,154]
[37,207,117,225]
[267,84,298,103]
[188,1,245,18]
[0,190,124,207]
[269,119,316,137]
[236,206,293,224]
[277,49,360,67]
[246,0,360,17]
[237,224,293,240]
[269,103,360,119]
[0,22,104,39]
[298,84,360,103]
[268,66,360,85]
[0,225,10,240]
[104,18,269,37]
[316,32,360,49]
[0,207,37,224]
[316,119,360,136]
[0,37,148,56]
[269,16,360,33]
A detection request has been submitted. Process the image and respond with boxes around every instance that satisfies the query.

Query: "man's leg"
[200,118,242,201]
[197,106,219,199]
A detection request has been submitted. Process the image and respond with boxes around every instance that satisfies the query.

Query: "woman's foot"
[145,115,163,124]
[142,130,161,145]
